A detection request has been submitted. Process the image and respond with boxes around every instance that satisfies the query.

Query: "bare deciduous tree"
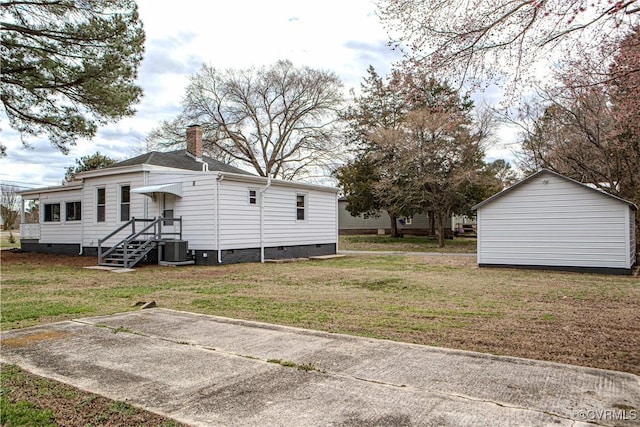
[148,60,344,180]
[377,0,639,92]
[510,27,640,239]
[514,28,640,197]
[1,183,20,230]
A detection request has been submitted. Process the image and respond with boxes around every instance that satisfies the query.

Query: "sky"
[0,0,511,190]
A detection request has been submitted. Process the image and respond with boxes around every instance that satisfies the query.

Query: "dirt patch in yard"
[1,249,96,267]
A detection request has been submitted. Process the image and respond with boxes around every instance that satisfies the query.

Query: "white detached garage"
[473,169,637,275]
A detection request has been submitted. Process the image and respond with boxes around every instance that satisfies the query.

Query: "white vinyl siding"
[23,168,338,255]
[82,173,145,247]
[84,171,214,250]
[219,180,337,250]
[219,180,261,249]
[148,174,217,251]
[477,173,634,270]
[37,189,82,244]
[263,186,336,247]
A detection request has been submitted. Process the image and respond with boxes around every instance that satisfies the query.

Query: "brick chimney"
[186,124,203,159]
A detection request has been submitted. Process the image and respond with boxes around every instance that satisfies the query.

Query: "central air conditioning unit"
[163,240,189,262]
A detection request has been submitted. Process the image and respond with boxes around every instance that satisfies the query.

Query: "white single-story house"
[472,169,637,275]
[18,125,339,267]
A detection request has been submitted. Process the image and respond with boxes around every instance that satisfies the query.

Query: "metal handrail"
[98,217,135,247]
[99,217,159,263]
[98,216,183,267]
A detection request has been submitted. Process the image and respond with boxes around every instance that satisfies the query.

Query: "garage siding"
[477,173,631,269]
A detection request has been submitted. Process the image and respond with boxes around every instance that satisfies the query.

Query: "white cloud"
[2,0,402,186]
[2,0,516,186]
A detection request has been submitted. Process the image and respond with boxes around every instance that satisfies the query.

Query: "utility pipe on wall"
[260,175,272,263]
[78,179,84,255]
[143,171,149,219]
[216,174,224,264]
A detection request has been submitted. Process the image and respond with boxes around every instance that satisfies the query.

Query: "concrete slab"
[83,266,135,273]
[338,250,476,257]
[309,254,346,260]
[1,308,638,426]
[109,268,136,273]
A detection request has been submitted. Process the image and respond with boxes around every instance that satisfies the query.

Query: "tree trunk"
[428,210,436,236]
[388,212,401,238]
[437,211,446,248]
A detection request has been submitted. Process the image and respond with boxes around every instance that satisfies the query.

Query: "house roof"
[17,182,83,197]
[107,150,253,175]
[472,169,638,211]
[219,172,339,194]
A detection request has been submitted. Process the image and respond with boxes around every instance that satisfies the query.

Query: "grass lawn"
[0,363,186,427]
[2,249,638,373]
[0,231,21,250]
[1,249,639,425]
[339,234,477,253]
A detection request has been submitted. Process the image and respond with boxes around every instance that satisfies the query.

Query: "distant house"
[338,198,475,237]
[18,125,338,267]
[472,169,637,275]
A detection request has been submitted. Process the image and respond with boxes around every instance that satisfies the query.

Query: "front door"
[162,194,178,238]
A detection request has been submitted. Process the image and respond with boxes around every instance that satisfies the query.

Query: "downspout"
[78,179,84,255]
[335,195,339,253]
[20,198,25,224]
[20,198,26,246]
[260,175,272,263]
[216,173,224,264]
[476,210,481,265]
[143,170,149,218]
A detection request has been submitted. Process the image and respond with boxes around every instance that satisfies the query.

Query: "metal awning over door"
[131,183,183,198]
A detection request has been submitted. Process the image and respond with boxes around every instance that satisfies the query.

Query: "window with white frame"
[65,201,81,221]
[96,188,106,222]
[44,203,60,222]
[120,185,130,221]
[296,193,306,221]
[248,188,258,205]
